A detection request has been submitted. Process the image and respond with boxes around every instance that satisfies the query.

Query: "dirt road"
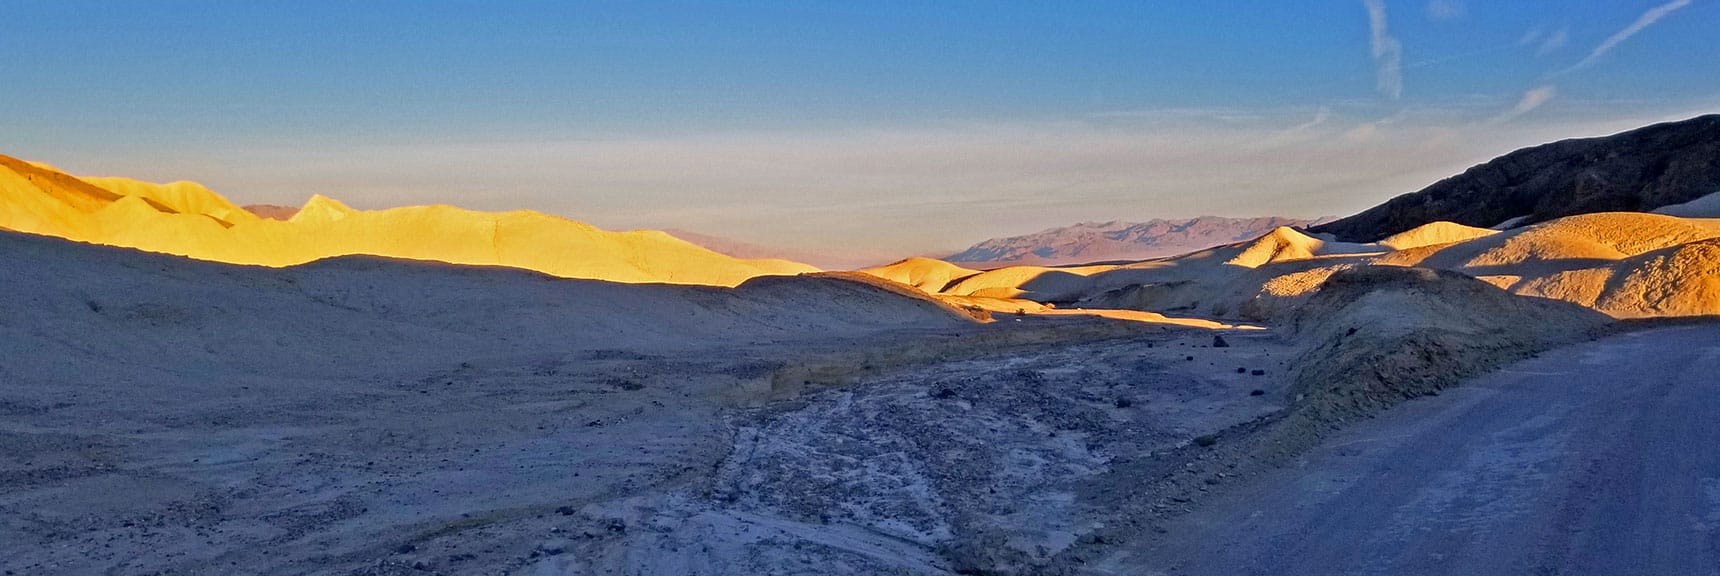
[1115,325,1720,576]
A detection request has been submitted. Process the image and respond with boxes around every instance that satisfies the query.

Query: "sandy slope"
[876,215,1720,319]
[0,201,1647,576]
[1376,221,1497,250]
[0,230,962,575]
[859,257,980,293]
[0,154,816,286]
[0,230,1299,575]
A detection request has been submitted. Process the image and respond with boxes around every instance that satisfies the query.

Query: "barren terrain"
[1113,325,1720,576]
[0,232,1295,575]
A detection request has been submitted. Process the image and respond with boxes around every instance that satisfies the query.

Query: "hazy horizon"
[5,1,1717,259]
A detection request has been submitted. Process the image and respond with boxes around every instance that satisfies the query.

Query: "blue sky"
[3,1,1717,262]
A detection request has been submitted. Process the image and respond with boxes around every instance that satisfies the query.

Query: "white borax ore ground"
[0,230,1299,576]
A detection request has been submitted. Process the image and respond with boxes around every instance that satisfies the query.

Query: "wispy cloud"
[1491,85,1559,124]
[1284,108,1333,136]
[1364,0,1405,99]
[1426,0,1466,21]
[1259,107,1335,146]
[1536,27,1569,56]
[1565,0,1693,72]
[1520,27,1543,46]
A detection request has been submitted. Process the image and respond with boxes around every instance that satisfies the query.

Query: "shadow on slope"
[1046,266,1613,572]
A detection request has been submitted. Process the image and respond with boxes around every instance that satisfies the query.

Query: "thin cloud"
[1537,27,1569,56]
[1492,85,1559,124]
[1427,0,1466,21]
[1566,0,1693,72]
[1519,27,1544,46]
[1364,0,1405,99]
[1261,107,1334,145]
[1342,122,1381,143]
[1291,107,1333,133]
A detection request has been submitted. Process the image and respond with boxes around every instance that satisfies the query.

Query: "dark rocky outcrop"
[1313,114,1720,242]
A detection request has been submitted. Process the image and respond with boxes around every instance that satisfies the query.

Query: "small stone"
[1250,389,1265,396]
[1212,335,1230,348]
[1251,369,1266,376]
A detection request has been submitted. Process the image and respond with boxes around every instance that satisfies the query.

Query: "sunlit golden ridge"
[0,154,817,286]
[864,216,1720,319]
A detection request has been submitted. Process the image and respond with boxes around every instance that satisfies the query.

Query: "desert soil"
[0,310,1289,575]
[1101,325,1720,576]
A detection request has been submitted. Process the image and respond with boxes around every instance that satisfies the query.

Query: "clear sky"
[4,1,1717,264]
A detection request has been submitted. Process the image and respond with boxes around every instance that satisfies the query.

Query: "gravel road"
[1118,325,1720,576]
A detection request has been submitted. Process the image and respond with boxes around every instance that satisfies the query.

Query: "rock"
[1314,114,1720,241]
[1250,389,1265,396]
[538,539,569,556]
[1212,335,1230,348]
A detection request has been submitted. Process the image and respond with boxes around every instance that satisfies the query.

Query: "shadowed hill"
[0,228,970,365]
[1312,114,1720,242]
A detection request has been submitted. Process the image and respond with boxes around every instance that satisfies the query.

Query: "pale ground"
[4,227,1706,576]
[0,232,1295,575]
[1106,325,1720,576]
[7,156,1719,575]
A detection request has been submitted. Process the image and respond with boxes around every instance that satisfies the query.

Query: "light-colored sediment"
[865,214,1720,319]
[0,154,816,286]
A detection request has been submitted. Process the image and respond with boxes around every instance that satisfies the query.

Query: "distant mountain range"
[242,204,299,220]
[946,216,1335,267]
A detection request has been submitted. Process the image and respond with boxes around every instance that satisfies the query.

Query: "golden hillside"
[867,215,1720,319]
[0,154,817,286]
